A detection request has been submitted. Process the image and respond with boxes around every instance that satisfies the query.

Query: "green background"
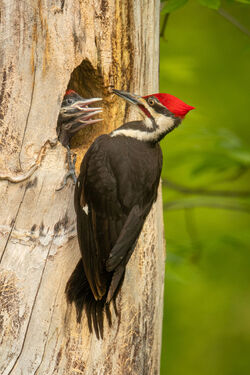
[159,1,250,374]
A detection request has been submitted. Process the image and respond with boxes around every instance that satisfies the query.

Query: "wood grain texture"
[0,0,164,374]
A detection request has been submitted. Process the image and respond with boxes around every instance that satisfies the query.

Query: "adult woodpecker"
[66,89,194,338]
[56,90,102,189]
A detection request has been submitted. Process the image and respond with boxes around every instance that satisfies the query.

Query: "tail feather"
[65,259,123,339]
[106,265,125,303]
[96,302,104,337]
[92,302,100,339]
[65,260,89,322]
[105,303,112,327]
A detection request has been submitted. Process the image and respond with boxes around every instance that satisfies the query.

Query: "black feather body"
[65,121,163,338]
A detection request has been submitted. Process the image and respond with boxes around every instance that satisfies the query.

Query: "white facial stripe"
[144,116,153,128]
[138,101,171,130]
[154,113,175,132]
[111,115,175,142]
[112,129,158,141]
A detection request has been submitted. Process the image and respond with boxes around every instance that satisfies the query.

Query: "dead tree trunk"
[0,1,165,374]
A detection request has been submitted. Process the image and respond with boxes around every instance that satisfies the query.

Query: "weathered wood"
[0,0,164,374]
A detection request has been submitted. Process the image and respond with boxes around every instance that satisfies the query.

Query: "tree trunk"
[0,1,164,374]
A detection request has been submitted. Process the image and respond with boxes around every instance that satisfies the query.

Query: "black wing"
[75,135,126,302]
[75,134,162,303]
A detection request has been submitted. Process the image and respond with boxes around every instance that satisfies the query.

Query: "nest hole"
[67,59,104,100]
[65,59,107,152]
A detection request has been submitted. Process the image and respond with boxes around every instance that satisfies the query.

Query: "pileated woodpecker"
[56,90,102,189]
[66,89,194,338]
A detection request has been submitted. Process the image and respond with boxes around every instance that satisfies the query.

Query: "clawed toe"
[56,148,77,191]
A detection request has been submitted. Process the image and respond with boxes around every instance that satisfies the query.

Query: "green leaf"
[161,0,188,14]
[228,149,250,165]
[198,0,221,9]
[225,0,250,3]
[234,0,250,4]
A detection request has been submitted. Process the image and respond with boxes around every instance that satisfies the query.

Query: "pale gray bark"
[0,1,164,374]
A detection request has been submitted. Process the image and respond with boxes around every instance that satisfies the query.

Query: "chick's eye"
[66,98,73,105]
[148,98,155,106]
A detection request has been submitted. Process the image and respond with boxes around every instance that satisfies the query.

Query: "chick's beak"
[60,97,103,133]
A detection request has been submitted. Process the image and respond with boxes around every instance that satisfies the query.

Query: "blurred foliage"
[161,0,188,15]
[159,0,250,374]
[161,0,250,14]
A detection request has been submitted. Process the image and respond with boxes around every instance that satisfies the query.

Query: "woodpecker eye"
[148,98,155,106]
[66,98,73,105]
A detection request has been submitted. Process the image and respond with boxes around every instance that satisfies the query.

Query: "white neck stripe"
[111,115,175,142]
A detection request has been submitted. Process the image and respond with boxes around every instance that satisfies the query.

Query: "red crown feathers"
[65,89,76,96]
[144,93,195,118]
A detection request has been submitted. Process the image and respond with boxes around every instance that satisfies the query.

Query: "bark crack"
[0,188,27,263]
[7,236,55,375]
[0,138,58,183]
[18,64,37,170]
[33,274,63,375]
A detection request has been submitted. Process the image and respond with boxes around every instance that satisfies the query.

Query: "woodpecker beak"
[113,88,154,119]
[112,89,141,105]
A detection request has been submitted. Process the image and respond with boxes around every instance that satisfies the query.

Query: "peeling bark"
[0,1,164,374]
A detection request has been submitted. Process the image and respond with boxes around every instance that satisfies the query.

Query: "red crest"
[144,93,195,117]
[65,89,76,96]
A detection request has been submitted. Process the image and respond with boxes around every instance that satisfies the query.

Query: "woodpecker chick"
[57,90,102,147]
[66,88,194,338]
[56,90,102,189]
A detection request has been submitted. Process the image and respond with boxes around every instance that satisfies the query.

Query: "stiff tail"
[65,260,119,339]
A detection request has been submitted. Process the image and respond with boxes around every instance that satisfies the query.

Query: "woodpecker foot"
[56,146,77,191]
